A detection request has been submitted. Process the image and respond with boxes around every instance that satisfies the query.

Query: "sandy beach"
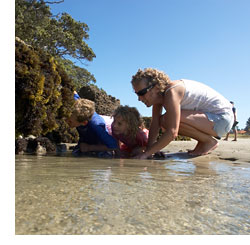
[164,137,250,164]
[65,137,250,163]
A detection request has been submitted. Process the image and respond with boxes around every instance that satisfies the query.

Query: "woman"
[131,68,234,159]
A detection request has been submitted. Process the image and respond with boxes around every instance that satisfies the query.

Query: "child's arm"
[79,142,111,152]
[91,124,118,150]
[130,128,148,157]
[131,146,146,157]
[117,141,131,158]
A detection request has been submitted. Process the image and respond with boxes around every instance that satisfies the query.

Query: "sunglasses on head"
[135,83,156,96]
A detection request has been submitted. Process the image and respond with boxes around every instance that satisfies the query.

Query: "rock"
[25,135,36,140]
[78,84,120,116]
[56,143,67,154]
[56,143,67,152]
[35,137,56,153]
[15,138,28,154]
[15,136,56,155]
[36,142,46,155]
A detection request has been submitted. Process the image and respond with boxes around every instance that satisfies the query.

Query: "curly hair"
[72,98,95,122]
[112,105,143,139]
[131,68,171,93]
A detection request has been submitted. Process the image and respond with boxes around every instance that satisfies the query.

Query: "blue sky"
[51,0,248,129]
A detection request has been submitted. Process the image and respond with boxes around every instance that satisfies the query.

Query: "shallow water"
[15,154,250,235]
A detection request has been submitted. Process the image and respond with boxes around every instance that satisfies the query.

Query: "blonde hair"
[72,98,95,122]
[131,68,171,93]
[113,105,143,139]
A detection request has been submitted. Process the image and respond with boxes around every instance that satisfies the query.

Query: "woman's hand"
[153,151,165,159]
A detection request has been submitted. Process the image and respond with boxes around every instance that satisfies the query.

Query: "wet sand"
[164,137,250,164]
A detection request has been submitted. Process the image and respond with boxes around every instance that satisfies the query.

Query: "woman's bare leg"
[178,122,218,156]
[180,110,219,155]
[180,110,218,136]
[161,110,219,155]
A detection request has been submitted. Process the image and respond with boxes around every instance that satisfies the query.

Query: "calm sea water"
[15,154,250,235]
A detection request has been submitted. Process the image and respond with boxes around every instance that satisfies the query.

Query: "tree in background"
[15,0,96,89]
[57,59,96,91]
[15,0,99,142]
[245,117,250,132]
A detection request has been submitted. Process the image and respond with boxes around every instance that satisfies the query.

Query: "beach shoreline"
[163,137,250,164]
[64,137,250,163]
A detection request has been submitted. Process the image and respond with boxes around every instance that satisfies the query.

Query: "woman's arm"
[138,86,184,159]
[146,104,162,148]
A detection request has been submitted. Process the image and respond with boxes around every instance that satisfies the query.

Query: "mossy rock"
[78,84,120,116]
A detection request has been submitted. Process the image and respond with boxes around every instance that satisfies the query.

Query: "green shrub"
[15,38,78,142]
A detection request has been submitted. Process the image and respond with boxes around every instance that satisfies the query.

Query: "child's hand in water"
[131,146,146,157]
[134,151,165,160]
[79,143,90,152]
[133,152,152,160]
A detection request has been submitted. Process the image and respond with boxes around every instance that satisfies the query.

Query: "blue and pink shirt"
[74,93,118,149]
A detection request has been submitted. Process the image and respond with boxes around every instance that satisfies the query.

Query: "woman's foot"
[187,142,201,154]
[189,138,218,156]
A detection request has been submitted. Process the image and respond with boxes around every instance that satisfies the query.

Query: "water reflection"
[163,161,196,176]
[15,154,250,235]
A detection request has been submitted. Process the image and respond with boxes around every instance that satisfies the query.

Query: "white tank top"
[165,79,232,114]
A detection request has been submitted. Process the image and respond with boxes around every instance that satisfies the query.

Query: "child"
[66,97,118,157]
[111,105,149,158]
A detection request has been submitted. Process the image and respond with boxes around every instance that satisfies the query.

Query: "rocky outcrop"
[78,84,120,116]
[15,36,75,138]
[15,37,120,148]
[15,136,56,155]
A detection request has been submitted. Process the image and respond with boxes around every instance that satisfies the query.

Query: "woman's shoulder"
[165,80,185,91]
[163,80,185,106]
[163,80,184,98]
